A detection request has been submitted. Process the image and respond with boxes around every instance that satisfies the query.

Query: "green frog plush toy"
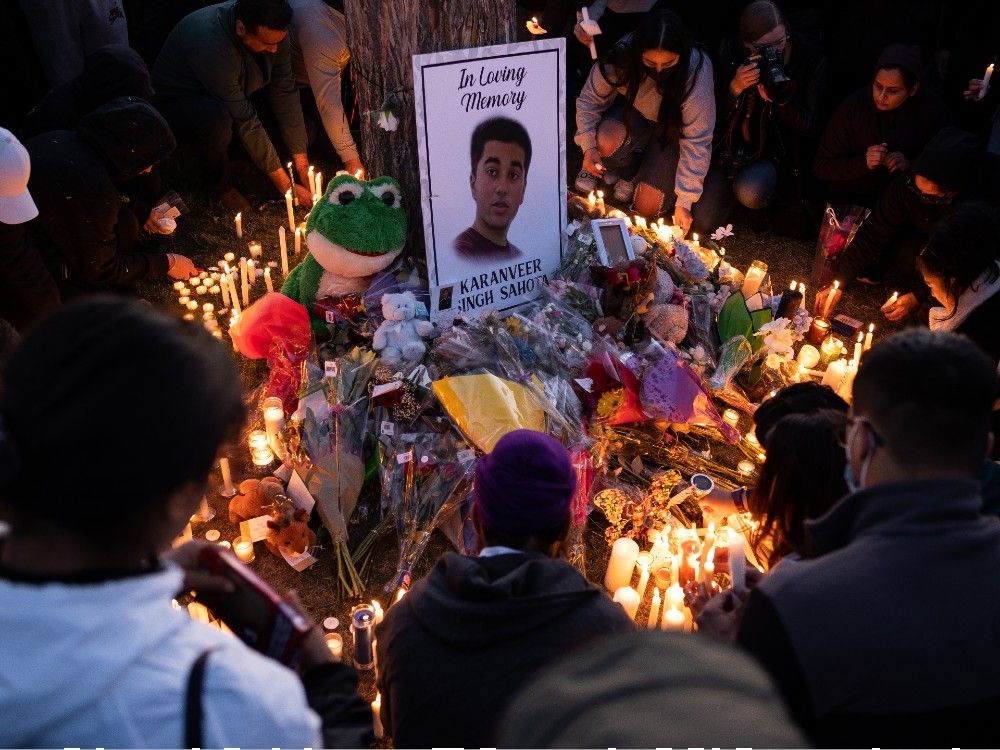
[282,173,406,332]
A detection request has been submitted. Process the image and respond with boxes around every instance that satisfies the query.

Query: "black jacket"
[815,86,953,206]
[738,478,1000,748]
[0,221,60,332]
[375,551,634,748]
[26,97,176,288]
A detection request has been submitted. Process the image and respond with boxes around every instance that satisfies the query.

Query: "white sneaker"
[613,179,635,204]
[575,170,600,193]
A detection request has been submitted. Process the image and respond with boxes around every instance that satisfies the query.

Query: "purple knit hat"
[474,430,576,534]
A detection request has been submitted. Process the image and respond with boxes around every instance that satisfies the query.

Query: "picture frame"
[591,217,635,267]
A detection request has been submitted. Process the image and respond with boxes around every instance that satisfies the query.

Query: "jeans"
[696,158,779,231]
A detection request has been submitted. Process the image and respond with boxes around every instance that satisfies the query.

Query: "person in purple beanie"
[375,429,634,748]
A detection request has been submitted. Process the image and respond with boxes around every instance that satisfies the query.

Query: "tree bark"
[345,0,518,259]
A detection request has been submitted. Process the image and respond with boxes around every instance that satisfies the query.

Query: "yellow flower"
[596,388,624,420]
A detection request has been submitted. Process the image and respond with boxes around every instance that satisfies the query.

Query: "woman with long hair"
[574,9,715,231]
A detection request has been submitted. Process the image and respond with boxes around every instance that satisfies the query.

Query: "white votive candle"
[233,536,255,563]
[604,537,640,591]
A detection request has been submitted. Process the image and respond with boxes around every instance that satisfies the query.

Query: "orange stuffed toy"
[265,505,317,557]
[228,477,284,524]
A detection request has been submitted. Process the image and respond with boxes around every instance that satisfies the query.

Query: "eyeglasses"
[836,417,885,449]
[907,177,956,205]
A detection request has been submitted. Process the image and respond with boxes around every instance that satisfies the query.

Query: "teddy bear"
[265,505,317,558]
[228,477,284,524]
[281,173,407,334]
[372,291,434,365]
[643,266,689,345]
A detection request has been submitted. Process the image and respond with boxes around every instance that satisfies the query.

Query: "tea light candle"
[251,446,274,466]
[248,429,268,450]
[234,212,242,238]
[233,535,255,563]
[205,529,221,542]
[178,295,190,306]
[604,537,640,591]
[820,335,842,365]
[613,586,641,620]
[224,252,236,263]
[722,409,740,428]
[662,605,685,631]
[647,587,662,629]
[738,460,755,477]
[186,300,199,311]
[285,189,295,232]
[746,432,760,449]
[173,280,185,291]
[797,344,820,369]
[210,285,221,295]
[182,313,194,321]
[807,316,831,345]
[248,240,262,259]
[741,260,768,298]
[219,457,236,497]
[324,632,344,661]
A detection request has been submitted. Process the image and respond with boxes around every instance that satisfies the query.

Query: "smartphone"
[195,546,312,666]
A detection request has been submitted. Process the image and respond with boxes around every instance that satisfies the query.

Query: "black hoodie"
[27,97,176,288]
[21,45,154,140]
[375,551,634,748]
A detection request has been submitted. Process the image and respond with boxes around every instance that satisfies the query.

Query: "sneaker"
[602,171,620,186]
[215,187,252,215]
[613,179,635,204]
[575,169,599,193]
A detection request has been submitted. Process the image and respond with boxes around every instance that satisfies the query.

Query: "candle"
[604,537,640,591]
[314,171,322,196]
[980,62,994,101]
[797,344,820,369]
[738,460,755,477]
[262,396,285,454]
[647,588,662,629]
[613,586,641,620]
[596,189,605,214]
[186,300,198,311]
[182,313,194,321]
[371,600,384,626]
[581,5,598,58]
[662,605,685,632]
[294,226,302,254]
[227,270,241,315]
[852,331,864,369]
[864,323,875,351]
[307,165,315,195]
[248,240,262,259]
[702,560,715,589]
[635,551,651,596]
[807,316,831,345]
[234,212,242,238]
[700,523,716,565]
[264,267,274,293]
[224,252,236,264]
[820,335,842,365]
[588,190,596,209]
[285,189,295,232]
[219,457,236,497]
[239,258,249,307]
[251,446,274,466]
[741,260,768,299]
[219,272,230,308]
[173,281,185,291]
[822,358,848,390]
[798,283,806,309]
[666,582,684,610]
[233,535,255,563]
[371,693,384,740]
[745,431,759,448]
[178,295,190,306]
[192,495,215,523]
[324,632,343,661]
[279,226,288,275]
[722,409,740,428]
[821,280,842,318]
[729,538,746,594]
[670,553,680,586]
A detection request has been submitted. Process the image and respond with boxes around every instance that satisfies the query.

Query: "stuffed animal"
[643,266,689,344]
[228,477,284,524]
[282,173,407,333]
[372,291,433,365]
[265,505,317,557]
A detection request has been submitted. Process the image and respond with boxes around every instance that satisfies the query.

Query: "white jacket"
[0,563,321,748]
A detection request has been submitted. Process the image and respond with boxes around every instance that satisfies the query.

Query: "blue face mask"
[843,443,873,494]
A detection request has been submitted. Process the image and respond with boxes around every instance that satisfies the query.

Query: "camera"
[749,44,792,104]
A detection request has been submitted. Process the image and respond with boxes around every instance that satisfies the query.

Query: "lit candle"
[219,457,236,497]
[702,559,715,589]
[613,586,641,620]
[294,226,302,255]
[248,429,268,451]
[307,165,315,196]
[863,323,875,352]
[226,268,241,316]
[203,302,214,314]
[797,344,820,369]
[699,522,716,565]
[852,331,864,368]
[670,553,679,587]
[647,588,662,629]
[371,693,384,740]
[822,358,848,389]
[279,226,288,275]
[588,190,596,209]
[741,260,768,299]
[595,189,605,214]
[662,605,685,631]
[722,409,740,428]
[285,189,295,232]
[186,300,199,311]
[745,431,759,448]
[173,280,185,291]
[980,63,994,101]
[807,316,831,345]
[604,537,640,591]
[209,285,221,295]
[224,252,236,264]
[248,240,262,259]
[262,396,285,454]
[789,280,797,291]
[178,295,190,306]
[635,551,651,596]
[239,258,249,307]
[738,459,755,477]
[192,495,215,523]
[666,582,684,610]
[821,280,842,318]
[691,233,700,250]
[234,212,242,239]
[219,272,230,308]
[251,446,274,466]
[314,171,322,196]
[264,267,274,293]
[371,600,384,626]
[324,632,343,661]
[798,283,806,309]
[182,313,194,321]
[233,536,255,563]
[820,335,842,365]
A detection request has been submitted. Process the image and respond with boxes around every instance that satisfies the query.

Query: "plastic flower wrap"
[708,335,754,391]
[504,297,594,379]
[557,222,602,283]
[541,278,603,323]
[593,483,647,543]
[383,430,475,596]
[429,311,524,380]
[579,345,647,426]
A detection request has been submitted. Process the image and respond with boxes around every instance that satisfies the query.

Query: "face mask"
[843,442,873,494]
[644,65,676,85]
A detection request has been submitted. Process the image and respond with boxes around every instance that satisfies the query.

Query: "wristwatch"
[730,486,749,514]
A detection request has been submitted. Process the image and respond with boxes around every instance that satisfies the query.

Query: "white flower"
[377,110,399,132]
[756,318,796,357]
[710,224,735,241]
[765,352,787,370]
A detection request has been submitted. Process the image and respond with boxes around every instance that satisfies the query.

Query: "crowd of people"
[2,0,1000,748]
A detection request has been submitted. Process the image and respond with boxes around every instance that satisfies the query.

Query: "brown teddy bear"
[228,477,284,524]
[265,505,317,557]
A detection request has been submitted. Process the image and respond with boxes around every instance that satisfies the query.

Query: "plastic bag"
[810,204,869,290]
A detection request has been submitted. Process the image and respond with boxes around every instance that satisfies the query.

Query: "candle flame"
[833,280,840,290]
[869,323,875,332]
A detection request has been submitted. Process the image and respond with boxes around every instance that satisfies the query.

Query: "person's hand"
[964,78,985,101]
[884,151,909,173]
[286,590,335,673]
[673,205,693,235]
[866,143,888,170]
[756,83,773,103]
[163,540,237,597]
[730,61,760,97]
[881,291,919,321]
[694,588,750,642]
[582,147,605,177]
[343,159,365,179]
[573,22,594,47]
[293,183,314,209]
[166,253,197,280]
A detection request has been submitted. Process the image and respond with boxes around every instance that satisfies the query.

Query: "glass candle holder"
[248,240,263,259]
[233,535,255,563]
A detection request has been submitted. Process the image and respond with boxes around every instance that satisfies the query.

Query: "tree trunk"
[345,0,517,260]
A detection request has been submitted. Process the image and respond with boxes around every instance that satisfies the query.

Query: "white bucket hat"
[0,127,38,225]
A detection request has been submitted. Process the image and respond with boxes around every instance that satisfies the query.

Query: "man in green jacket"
[153,0,314,213]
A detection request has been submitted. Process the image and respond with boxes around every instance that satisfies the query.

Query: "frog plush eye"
[369,183,403,209]
[329,181,363,206]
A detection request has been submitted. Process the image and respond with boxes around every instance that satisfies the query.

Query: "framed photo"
[592,218,634,267]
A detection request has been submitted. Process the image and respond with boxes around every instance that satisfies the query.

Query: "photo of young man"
[453,116,532,262]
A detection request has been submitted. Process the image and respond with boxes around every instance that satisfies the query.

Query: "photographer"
[0,298,371,748]
[700,0,826,238]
